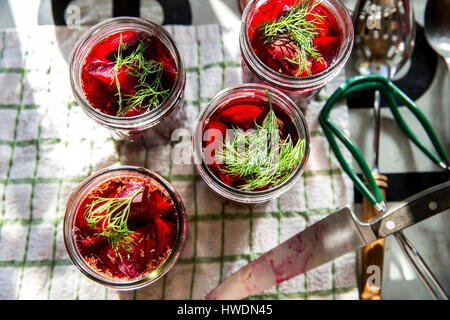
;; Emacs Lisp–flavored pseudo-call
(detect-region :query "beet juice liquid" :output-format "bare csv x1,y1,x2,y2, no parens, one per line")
203,95,300,190
81,31,177,117
248,0,341,77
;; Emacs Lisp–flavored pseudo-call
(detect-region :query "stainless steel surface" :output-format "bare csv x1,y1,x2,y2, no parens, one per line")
424,0,450,71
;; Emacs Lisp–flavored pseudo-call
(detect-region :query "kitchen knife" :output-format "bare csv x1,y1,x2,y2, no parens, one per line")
206,181,450,300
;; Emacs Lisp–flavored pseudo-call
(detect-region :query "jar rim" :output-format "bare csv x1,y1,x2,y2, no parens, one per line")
69,16,186,131
240,0,354,89
193,84,310,203
63,165,187,290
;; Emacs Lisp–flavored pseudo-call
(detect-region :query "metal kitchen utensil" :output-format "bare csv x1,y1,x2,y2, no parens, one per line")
424,0,450,71
206,181,450,300
320,75,449,208
319,74,449,300
352,0,416,299
353,0,415,79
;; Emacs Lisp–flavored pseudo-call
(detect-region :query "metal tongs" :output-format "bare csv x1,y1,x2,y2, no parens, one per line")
319,74,449,300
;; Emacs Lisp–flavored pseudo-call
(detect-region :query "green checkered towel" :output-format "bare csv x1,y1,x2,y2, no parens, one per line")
0,24,357,300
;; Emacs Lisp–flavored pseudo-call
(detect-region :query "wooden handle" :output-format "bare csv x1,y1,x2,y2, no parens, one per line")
360,174,387,300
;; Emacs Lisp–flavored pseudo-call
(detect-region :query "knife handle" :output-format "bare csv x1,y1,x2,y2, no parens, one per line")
360,174,387,300
372,180,450,238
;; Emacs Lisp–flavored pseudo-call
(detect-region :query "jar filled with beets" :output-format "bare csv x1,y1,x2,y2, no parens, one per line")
63,166,187,290
240,0,353,105
69,17,186,147
193,84,310,203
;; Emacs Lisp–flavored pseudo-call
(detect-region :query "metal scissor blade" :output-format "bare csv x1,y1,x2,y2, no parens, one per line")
206,207,375,300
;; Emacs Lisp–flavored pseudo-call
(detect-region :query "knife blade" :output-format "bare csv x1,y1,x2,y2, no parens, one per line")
206,181,450,300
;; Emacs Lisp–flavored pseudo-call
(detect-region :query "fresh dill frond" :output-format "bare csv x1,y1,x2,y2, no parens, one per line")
84,186,144,259
112,36,170,116
216,90,305,190
259,0,325,76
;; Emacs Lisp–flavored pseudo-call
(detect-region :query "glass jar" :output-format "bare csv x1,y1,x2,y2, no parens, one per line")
69,17,186,147
193,84,310,204
63,165,187,290
239,0,354,105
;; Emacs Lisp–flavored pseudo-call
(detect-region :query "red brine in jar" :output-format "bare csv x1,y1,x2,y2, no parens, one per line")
248,0,341,77
73,175,177,280
81,31,177,117
202,94,303,191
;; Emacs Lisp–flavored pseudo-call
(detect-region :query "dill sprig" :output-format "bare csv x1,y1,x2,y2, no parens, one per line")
84,186,144,259
112,35,170,116
259,0,325,76
216,91,305,190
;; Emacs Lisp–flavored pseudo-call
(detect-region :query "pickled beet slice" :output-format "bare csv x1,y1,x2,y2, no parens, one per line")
204,121,229,169
219,173,243,188
73,227,108,256
84,182,150,233
154,217,176,256
84,60,138,97
114,182,150,225
95,31,148,62
218,105,264,130
206,121,228,145
313,36,339,61
147,190,176,220
266,33,311,77
161,65,177,91
307,7,330,36
99,223,157,279
310,56,328,74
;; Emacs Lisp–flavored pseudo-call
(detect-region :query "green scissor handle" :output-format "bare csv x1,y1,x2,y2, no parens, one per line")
319,75,449,208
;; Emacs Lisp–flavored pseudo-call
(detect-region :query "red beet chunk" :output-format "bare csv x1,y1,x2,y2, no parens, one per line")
162,65,177,91
266,33,313,77
310,56,328,74
73,226,108,256
205,121,228,146
99,223,157,279
219,173,244,188
307,6,331,36
154,217,176,256
204,121,229,166
218,104,264,130
113,182,150,225
94,31,148,62
84,59,138,97
148,189,175,220
313,36,339,62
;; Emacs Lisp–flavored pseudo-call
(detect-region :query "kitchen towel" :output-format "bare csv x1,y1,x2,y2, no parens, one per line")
0,24,357,300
